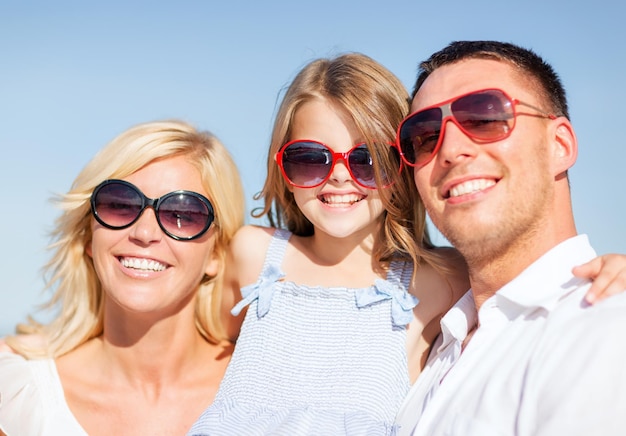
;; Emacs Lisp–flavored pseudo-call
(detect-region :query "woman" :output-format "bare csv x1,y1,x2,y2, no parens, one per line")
0,120,245,435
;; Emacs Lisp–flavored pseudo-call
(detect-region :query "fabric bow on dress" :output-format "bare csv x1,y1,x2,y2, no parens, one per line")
231,264,285,318
356,278,419,327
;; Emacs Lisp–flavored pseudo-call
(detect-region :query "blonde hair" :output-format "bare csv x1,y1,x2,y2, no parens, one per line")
8,120,245,358
254,52,445,272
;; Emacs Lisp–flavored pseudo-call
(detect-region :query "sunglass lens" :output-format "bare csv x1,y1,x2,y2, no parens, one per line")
452,90,514,140
93,182,143,228
399,107,443,166
282,141,332,187
347,145,375,187
158,194,212,239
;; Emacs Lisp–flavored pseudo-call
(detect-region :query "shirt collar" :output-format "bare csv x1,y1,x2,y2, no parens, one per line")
436,234,596,351
437,290,476,352
490,234,596,318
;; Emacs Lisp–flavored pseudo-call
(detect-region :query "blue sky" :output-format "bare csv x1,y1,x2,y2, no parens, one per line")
2,0,625,336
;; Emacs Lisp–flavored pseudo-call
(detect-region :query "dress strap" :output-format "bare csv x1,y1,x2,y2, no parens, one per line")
355,259,419,328
260,228,291,273
230,228,291,317
387,259,414,292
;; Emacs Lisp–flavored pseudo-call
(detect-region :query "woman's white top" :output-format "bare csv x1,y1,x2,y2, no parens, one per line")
0,352,87,435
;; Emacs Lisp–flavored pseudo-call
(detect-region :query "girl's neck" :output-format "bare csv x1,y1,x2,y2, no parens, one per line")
304,222,381,264
284,230,387,289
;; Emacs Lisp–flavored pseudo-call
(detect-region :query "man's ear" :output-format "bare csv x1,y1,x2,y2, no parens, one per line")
550,117,578,177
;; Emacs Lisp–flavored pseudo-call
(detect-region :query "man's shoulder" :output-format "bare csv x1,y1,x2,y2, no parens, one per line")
523,291,626,429
554,288,626,322
570,291,626,332
539,287,624,334
539,290,626,354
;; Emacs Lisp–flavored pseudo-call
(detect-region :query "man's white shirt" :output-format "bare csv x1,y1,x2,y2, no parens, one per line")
395,235,626,435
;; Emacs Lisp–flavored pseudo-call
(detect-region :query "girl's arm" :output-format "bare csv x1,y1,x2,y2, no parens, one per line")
220,225,275,341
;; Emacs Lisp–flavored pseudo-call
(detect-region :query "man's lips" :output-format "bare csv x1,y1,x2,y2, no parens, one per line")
446,178,497,199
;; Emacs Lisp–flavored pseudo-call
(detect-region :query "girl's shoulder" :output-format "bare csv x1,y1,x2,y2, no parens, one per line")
227,225,284,290
230,225,279,261
409,246,470,317
404,247,470,378
232,224,277,243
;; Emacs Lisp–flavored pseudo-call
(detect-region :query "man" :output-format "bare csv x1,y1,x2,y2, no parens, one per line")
393,40,626,435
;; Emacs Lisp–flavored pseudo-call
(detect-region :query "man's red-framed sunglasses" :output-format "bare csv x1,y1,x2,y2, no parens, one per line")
396,88,557,167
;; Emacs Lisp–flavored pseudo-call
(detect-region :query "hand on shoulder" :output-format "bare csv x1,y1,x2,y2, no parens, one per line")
572,253,626,303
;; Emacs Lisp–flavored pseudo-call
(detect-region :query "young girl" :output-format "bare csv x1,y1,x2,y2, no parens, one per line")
188,53,626,435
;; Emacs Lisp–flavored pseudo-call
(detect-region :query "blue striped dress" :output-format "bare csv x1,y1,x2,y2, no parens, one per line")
188,229,418,436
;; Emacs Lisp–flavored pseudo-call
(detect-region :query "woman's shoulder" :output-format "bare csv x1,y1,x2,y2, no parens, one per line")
0,351,46,395
0,333,48,355
0,349,55,396
0,352,49,433
0,339,12,353
0,351,86,435
0,347,28,367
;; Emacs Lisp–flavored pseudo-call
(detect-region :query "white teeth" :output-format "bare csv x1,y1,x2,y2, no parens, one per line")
449,179,496,198
120,257,167,272
320,193,364,205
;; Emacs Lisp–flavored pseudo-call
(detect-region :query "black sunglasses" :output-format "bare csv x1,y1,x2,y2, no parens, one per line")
90,179,215,241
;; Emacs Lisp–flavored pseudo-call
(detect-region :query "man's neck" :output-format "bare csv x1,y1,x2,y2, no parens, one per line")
467,232,576,311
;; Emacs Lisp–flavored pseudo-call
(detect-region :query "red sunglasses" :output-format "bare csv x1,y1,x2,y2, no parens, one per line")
275,140,402,189
396,88,557,167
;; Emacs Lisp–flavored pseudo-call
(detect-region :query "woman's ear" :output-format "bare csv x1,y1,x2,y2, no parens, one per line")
551,117,578,177
204,247,221,278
